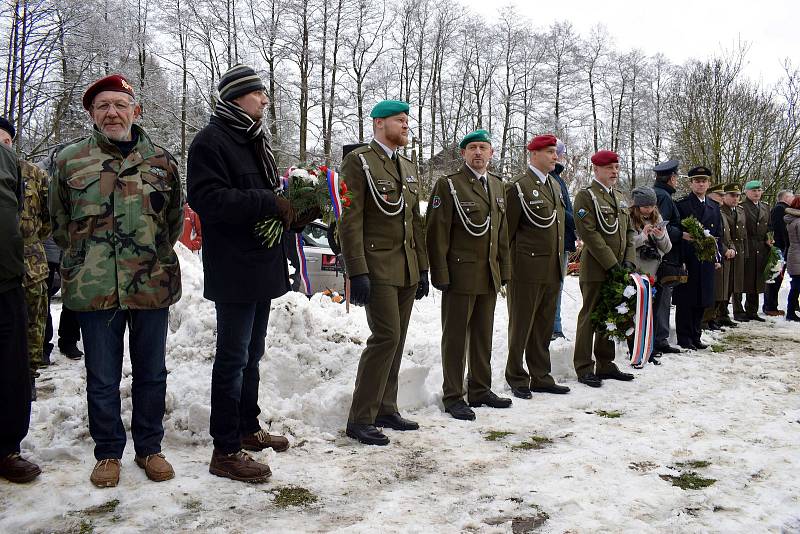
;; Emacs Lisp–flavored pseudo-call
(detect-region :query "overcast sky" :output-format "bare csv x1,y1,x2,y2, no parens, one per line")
459,0,797,86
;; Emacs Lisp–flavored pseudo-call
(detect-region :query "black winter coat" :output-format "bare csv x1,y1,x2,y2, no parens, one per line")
187,116,290,302
653,180,682,264
551,164,576,252
673,194,721,308
771,201,790,256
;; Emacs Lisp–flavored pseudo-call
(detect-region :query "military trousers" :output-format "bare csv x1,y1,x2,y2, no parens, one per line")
732,293,745,315
744,292,762,316
573,281,617,376
506,281,560,389
441,290,496,408
653,284,673,347
676,305,704,347
23,280,47,372
348,283,416,425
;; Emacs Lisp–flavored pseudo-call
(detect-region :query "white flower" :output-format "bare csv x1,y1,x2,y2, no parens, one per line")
290,168,313,183
703,229,711,237
623,286,636,298
625,327,634,336
605,322,616,331
616,303,629,315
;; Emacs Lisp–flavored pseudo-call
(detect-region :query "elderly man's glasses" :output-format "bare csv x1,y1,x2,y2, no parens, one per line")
93,101,134,113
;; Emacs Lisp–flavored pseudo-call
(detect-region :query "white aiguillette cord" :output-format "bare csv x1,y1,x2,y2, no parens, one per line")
515,181,557,229
587,187,619,235
359,153,405,217
447,177,490,237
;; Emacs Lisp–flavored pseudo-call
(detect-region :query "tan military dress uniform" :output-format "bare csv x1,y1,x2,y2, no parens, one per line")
572,180,635,376
722,204,748,315
741,198,770,315
339,140,428,425
707,204,733,321
426,166,510,408
504,167,565,389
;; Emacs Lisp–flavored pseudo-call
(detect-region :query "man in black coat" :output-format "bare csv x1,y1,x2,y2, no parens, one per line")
764,190,794,315
673,166,722,350
550,139,575,340
651,159,683,354
188,64,315,483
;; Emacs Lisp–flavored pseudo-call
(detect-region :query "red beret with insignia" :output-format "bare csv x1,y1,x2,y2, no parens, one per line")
83,74,136,110
591,150,619,166
527,134,558,151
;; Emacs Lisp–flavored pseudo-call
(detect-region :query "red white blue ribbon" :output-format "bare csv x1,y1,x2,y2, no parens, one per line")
629,272,654,366
294,232,311,295
326,168,343,220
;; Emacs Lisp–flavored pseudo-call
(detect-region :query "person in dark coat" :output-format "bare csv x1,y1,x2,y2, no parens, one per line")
651,159,683,354
187,64,316,483
673,167,722,350
783,196,800,321
764,190,794,315
551,138,575,340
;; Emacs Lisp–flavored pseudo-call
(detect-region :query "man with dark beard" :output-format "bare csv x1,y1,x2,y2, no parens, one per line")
188,65,313,482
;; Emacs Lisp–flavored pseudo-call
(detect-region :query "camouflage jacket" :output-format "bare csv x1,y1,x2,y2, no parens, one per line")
20,160,51,286
50,125,183,311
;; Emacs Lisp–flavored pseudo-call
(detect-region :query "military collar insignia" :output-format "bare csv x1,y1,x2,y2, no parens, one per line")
406,175,417,183
496,197,504,206
619,201,628,209
432,195,441,209
577,207,588,219
532,190,539,197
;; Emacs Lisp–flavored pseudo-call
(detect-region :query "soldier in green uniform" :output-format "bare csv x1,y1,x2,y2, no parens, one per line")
0,122,51,398
740,180,772,321
504,134,570,399
720,183,746,325
703,183,735,329
572,150,636,388
51,74,183,487
426,130,512,421
339,100,429,445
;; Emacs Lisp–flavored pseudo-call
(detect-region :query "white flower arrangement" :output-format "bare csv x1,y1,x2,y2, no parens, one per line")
623,285,636,298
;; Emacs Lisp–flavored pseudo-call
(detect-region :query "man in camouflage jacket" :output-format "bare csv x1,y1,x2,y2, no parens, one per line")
50,74,183,488
0,122,51,395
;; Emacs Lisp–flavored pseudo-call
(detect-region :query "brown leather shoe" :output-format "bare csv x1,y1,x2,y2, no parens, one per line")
0,453,41,483
765,310,785,317
241,429,290,452
209,450,271,483
135,453,175,482
90,458,121,488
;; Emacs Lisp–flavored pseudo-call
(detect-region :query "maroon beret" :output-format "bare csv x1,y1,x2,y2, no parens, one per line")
83,74,135,110
591,150,619,166
527,134,558,151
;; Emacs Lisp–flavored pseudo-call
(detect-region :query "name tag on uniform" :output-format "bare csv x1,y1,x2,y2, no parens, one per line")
600,206,614,214
528,199,545,205
406,175,417,183
150,167,168,178
377,179,393,185
459,201,476,207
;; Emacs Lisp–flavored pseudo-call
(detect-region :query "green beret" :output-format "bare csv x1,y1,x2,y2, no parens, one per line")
708,183,725,194
744,180,763,191
370,100,410,119
460,129,492,149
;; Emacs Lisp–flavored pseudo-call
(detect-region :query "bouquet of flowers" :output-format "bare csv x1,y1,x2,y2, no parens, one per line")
763,242,784,284
591,266,638,342
255,165,331,247
681,216,717,262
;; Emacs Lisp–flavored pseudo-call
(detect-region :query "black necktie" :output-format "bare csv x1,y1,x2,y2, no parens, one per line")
479,175,487,192
392,152,402,177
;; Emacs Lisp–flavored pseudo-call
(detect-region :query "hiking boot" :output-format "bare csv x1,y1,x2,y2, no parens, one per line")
135,453,175,482
59,344,84,360
209,450,271,483
0,453,41,483
90,458,121,488
241,429,290,452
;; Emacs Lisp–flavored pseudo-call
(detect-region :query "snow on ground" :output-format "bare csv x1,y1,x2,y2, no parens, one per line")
2,246,800,533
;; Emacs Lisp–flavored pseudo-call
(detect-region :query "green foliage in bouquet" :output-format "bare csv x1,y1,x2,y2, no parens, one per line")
681,216,717,262
762,244,783,283
590,266,637,342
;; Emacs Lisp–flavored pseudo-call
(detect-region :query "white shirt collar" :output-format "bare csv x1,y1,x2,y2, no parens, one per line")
528,165,549,184
466,164,488,181
592,178,612,194
373,138,396,158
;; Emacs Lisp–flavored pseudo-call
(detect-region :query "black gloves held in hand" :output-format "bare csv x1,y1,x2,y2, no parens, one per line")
416,271,429,300
349,274,371,306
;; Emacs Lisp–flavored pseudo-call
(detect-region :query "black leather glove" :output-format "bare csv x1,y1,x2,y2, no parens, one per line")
433,282,449,293
275,196,295,230
415,271,429,300
292,205,322,230
349,274,371,306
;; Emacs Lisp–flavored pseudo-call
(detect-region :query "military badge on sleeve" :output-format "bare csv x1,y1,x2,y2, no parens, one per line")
432,195,441,209
577,208,588,219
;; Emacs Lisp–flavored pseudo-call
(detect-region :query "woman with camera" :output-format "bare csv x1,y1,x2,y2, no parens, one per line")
629,186,672,364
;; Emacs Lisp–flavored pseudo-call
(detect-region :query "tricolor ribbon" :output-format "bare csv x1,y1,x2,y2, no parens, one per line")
294,232,311,295
326,168,343,220
629,272,654,366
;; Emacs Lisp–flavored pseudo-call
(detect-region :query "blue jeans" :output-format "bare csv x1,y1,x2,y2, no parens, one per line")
553,251,569,333
78,308,168,460
210,301,271,454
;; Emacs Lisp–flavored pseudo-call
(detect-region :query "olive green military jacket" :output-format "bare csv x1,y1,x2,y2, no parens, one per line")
0,144,23,293
426,166,510,294
573,180,635,283
741,198,770,293
714,204,733,301
720,204,746,293
504,167,565,284
338,140,428,287
19,160,51,287
50,125,184,311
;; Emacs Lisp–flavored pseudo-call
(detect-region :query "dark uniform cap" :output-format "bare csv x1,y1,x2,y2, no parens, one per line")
723,183,742,194
687,166,712,180
653,159,679,176
744,180,763,191
0,116,15,140
708,183,725,194
83,74,135,110
342,143,368,158
460,129,492,149
370,100,410,119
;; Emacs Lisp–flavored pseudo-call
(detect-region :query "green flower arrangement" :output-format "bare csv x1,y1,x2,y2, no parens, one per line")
591,266,638,342
681,216,717,262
